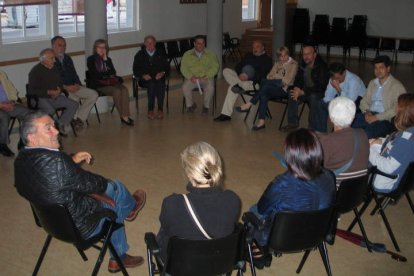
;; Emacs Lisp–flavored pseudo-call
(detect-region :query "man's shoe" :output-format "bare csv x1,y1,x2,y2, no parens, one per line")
231,84,245,94
252,124,266,131
214,114,231,122
202,107,209,115
147,111,156,120
156,111,164,120
72,118,84,128
234,106,250,113
0,144,15,157
187,103,197,113
108,254,144,273
280,124,298,132
125,189,146,222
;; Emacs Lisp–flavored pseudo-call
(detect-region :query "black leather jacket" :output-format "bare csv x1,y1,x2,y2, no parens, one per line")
14,148,114,238
293,54,329,98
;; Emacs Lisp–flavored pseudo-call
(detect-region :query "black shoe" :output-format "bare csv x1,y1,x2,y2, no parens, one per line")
214,114,231,122
187,103,197,113
231,84,245,94
235,106,250,113
280,124,298,132
121,118,134,126
252,124,266,131
0,144,15,157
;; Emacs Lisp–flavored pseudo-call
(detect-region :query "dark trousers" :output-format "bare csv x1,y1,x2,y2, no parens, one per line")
250,79,287,120
146,81,165,112
287,93,325,132
314,100,329,133
352,112,395,139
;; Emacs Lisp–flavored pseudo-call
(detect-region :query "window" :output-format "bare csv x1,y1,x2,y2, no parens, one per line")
0,3,49,42
242,0,256,21
58,0,84,34
107,0,134,32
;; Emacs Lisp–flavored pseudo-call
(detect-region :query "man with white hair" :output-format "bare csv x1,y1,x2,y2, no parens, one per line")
318,96,369,176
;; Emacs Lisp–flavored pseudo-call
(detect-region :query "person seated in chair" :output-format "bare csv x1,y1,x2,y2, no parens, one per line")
318,97,369,180
181,35,220,114
87,39,133,126
369,94,414,192
14,111,146,273
214,40,272,122
236,46,298,130
0,69,29,157
280,43,329,132
52,36,98,129
28,48,79,135
156,141,241,262
248,129,336,267
315,62,366,133
133,35,170,120
352,55,406,139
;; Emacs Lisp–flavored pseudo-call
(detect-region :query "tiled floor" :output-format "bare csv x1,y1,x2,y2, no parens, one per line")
0,56,413,275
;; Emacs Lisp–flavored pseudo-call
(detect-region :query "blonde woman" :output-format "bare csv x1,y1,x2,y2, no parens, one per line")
156,141,241,261
236,46,298,130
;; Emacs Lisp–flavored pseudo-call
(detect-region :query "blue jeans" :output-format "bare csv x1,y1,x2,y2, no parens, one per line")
287,93,325,132
352,112,395,139
250,79,287,120
88,180,136,259
146,81,166,112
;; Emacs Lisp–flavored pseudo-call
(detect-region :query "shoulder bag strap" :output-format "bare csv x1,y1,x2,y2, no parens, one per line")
182,194,212,239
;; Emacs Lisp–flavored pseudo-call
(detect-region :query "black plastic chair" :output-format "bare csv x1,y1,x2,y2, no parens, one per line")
335,173,371,251
311,14,330,53
327,17,347,58
132,75,170,114
166,40,181,72
179,39,192,56
360,36,380,60
30,202,128,276
222,32,241,62
396,39,414,63
144,223,245,276
292,8,311,52
243,206,335,276
378,38,397,62
85,70,117,116
345,15,367,60
348,163,414,252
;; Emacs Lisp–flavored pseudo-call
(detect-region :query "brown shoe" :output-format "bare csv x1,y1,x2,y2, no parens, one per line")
156,111,164,119
147,111,156,120
108,254,144,273
125,189,146,222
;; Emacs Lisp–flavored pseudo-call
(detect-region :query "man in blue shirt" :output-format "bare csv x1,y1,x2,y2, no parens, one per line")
315,62,366,132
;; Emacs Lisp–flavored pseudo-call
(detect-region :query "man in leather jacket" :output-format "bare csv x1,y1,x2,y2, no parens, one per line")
14,111,146,273
281,44,329,132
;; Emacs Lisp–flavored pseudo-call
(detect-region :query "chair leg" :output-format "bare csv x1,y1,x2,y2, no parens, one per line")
32,235,52,276
147,246,155,276
70,121,78,137
370,196,387,215
107,242,129,276
111,104,115,114
318,242,332,276
353,208,372,252
373,194,401,252
166,84,169,114
246,242,256,276
94,103,101,123
406,192,414,214
278,103,288,130
347,195,372,232
8,117,16,136
296,249,311,273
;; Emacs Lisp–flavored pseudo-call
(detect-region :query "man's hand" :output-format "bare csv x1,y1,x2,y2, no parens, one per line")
290,87,304,101
364,112,378,124
47,87,61,99
143,74,152,81
0,102,15,112
64,84,80,93
369,138,382,145
330,79,342,94
72,151,93,164
190,76,198,83
155,72,165,80
238,73,248,81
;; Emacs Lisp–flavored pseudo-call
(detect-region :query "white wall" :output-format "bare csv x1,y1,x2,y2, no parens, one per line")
0,0,242,95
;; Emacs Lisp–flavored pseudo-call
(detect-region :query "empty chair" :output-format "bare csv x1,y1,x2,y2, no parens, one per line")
378,38,397,62
292,8,311,47
179,39,192,56
360,36,380,60
30,203,128,276
345,15,368,59
328,17,348,58
396,39,414,63
222,32,241,61
312,14,331,52
166,40,181,72
144,224,245,276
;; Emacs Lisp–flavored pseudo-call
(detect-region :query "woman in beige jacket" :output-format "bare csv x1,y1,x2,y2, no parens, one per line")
236,46,298,130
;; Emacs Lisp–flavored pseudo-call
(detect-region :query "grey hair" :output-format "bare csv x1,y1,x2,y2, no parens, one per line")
144,35,156,43
328,96,356,128
181,141,223,187
19,111,48,146
39,48,54,62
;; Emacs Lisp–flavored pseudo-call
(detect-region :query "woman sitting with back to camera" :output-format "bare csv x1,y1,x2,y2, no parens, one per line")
248,128,336,267
369,93,414,192
156,141,241,262
87,39,134,126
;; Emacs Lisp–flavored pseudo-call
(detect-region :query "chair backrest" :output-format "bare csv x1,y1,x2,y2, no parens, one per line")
268,207,334,253
164,224,243,276
179,39,192,55
336,174,369,214
388,162,414,200
380,38,396,51
398,39,414,52
31,202,82,244
155,42,167,56
166,40,181,58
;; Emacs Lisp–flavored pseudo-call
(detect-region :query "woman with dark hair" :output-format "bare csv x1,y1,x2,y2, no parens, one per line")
87,39,133,126
369,93,414,192
249,128,336,263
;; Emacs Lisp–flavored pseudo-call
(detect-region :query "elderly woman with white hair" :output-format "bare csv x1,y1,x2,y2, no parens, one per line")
318,96,369,176
156,141,241,261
